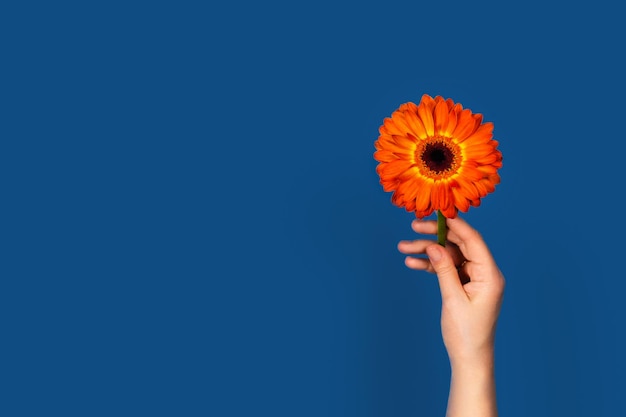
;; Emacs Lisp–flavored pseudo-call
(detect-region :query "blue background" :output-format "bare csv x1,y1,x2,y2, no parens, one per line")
2,1,624,415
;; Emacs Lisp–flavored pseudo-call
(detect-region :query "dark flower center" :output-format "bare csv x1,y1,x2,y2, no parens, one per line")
422,142,455,173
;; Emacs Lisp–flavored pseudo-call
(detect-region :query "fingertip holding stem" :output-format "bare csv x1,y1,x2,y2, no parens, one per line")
426,245,442,262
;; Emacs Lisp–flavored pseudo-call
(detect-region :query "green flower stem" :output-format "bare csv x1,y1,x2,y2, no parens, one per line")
437,210,447,247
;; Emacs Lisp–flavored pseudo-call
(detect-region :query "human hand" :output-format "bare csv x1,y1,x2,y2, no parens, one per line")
397,216,505,366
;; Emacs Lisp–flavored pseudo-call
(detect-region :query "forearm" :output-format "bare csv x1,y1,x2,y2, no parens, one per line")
446,353,497,417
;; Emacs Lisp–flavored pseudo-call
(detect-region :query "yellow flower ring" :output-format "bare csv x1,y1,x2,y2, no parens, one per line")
374,94,502,220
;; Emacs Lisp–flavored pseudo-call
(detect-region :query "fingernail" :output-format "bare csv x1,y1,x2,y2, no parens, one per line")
426,246,442,262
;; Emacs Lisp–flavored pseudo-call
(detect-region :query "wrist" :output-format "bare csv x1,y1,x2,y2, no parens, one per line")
447,354,498,417
448,346,495,372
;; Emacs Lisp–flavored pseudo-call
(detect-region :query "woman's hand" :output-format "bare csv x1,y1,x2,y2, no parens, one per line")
398,216,505,416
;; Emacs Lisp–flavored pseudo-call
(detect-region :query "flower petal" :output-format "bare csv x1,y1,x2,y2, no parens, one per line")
383,117,405,136
404,196,416,212
434,100,449,136
452,186,470,213
374,149,399,163
415,180,432,214
438,182,453,216
376,135,411,155
398,166,421,181
452,109,478,141
475,153,500,165
390,111,413,135
404,108,429,139
392,134,418,151
417,95,435,137
476,163,500,174
397,176,420,203
463,143,497,159
443,104,459,137
398,102,418,112
441,204,457,219
430,182,442,211
380,177,399,192
455,176,481,200
464,168,486,183
461,122,493,145
378,159,413,178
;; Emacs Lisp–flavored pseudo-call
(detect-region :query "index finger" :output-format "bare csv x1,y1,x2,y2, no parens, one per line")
445,216,497,268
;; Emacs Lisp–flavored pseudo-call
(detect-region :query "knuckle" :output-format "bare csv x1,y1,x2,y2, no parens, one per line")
466,228,483,243
436,263,457,276
497,276,506,291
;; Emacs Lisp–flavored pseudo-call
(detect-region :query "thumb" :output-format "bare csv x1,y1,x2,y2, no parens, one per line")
426,245,465,302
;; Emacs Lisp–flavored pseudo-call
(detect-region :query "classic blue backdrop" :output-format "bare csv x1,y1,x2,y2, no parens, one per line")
2,1,624,416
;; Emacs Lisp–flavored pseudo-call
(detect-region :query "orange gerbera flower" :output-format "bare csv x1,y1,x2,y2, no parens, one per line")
374,94,502,219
